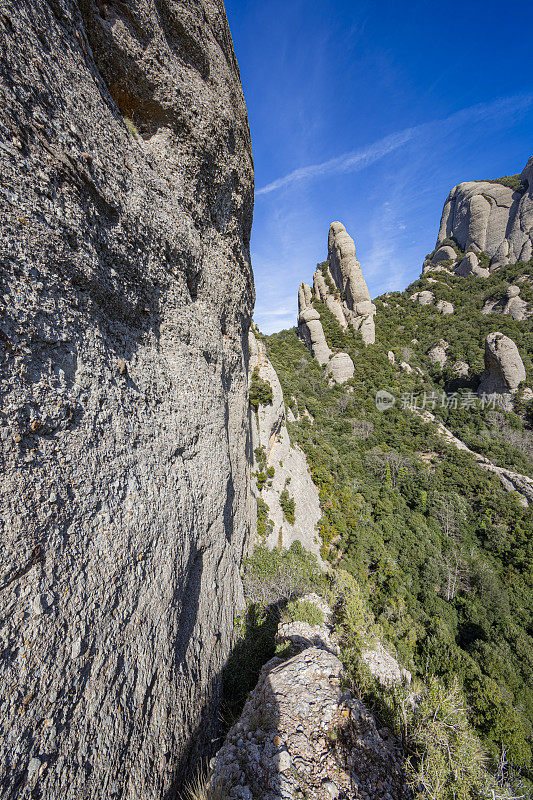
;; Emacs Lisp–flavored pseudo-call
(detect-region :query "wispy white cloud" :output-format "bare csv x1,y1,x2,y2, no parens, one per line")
256,93,533,196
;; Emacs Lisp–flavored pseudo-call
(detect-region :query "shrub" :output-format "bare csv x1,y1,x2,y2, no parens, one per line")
406,676,498,800
330,569,378,653
486,174,528,194
257,497,273,539
243,542,323,607
283,599,324,627
279,487,295,524
249,368,273,411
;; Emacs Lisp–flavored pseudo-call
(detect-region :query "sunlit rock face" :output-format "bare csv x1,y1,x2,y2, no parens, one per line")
0,0,254,796
326,222,376,344
249,331,323,562
478,332,527,410
437,157,533,269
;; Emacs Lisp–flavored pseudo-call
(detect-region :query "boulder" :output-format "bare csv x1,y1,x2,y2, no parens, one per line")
455,252,490,278
431,245,457,264
326,352,355,384
453,361,470,378
428,341,448,367
482,285,530,320
478,333,527,409
410,290,435,306
437,300,454,315
503,285,529,320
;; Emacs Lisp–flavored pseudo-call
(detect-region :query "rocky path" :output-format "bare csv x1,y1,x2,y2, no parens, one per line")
209,598,412,800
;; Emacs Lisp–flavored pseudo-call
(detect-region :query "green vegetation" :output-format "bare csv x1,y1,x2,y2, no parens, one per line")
263,257,533,785
222,542,323,722
256,497,273,539
486,174,528,194
279,481,296,524
249,367,273,411
283,598,324,626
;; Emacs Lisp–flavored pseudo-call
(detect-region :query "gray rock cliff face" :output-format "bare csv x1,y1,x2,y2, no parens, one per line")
0,1,254,797
327,222,376,344
437,158,533,269
249,333,323,563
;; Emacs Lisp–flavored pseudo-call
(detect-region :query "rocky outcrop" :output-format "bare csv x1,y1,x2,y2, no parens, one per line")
361,643,412,689
436,299,454,315
437,157,533,269
313,270,348,328
410,290,435,306
416,409,533,507
297,281,354,384
326,352,355,385
482,285,530,320
432,245,457,264
455,252,490,278
297,222,377,382
0,2,254,797
428,341,449,368
327,222,376,344
249,333,323,562
210,598,411,800
298,283,333,366
478,332,527,409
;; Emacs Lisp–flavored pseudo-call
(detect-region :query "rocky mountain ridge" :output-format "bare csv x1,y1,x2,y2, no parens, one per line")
210,594,412,800
297,222,376,385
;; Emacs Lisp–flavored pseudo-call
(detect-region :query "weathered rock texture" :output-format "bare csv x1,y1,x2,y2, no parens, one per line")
0,2,254,797
297,222,377,382
249,333,323,562
478,332,527,410
437,158,533,269
327,222,376,344
326,352,355,385
455,252,490,278
482,284,531,320
210,597,411,800
297,286,332,367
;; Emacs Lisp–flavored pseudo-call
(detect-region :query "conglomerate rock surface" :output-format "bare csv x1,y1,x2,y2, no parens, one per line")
210,600,412,800
0,1,254,797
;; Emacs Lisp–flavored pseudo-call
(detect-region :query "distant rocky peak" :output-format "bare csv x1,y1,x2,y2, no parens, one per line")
296,222,377,382
431,156,533,273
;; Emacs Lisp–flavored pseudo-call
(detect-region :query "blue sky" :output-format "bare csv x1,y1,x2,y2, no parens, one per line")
224,0,533,333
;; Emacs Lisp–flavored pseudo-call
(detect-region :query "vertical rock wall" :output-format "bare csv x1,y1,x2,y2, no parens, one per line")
249,332,323,562
0,1,254,797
